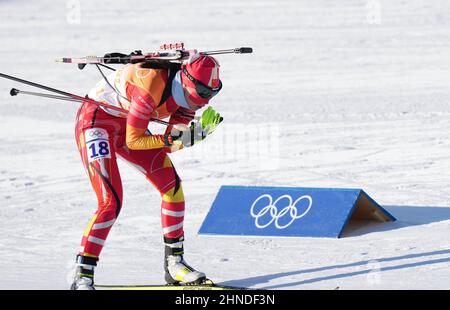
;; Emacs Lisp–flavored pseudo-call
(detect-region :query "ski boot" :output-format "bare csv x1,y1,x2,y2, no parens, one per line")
70,255,98,290
164,236,206,285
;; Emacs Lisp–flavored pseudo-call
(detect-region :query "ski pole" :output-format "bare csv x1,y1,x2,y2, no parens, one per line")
10,88,82,102
0,72,171,126
10,87,172,126
1,72,89,101
0,72,129,114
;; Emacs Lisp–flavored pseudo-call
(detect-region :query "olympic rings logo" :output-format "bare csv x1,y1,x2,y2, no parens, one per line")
250,194,313,229
89,129,104,138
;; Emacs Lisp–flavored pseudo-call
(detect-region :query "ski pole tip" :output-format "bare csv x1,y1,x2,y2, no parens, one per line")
10,88,19,96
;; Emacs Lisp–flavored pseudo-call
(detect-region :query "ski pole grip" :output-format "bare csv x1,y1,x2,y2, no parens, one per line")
10,88,19,96
235,47,253,54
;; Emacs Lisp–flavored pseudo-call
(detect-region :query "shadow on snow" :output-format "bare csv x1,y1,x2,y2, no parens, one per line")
220,205,450,289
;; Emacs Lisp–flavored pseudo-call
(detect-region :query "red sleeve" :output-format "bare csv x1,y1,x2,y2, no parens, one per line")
126,85,166,150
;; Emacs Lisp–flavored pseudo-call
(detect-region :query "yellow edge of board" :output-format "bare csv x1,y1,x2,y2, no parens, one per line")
95,285,236,291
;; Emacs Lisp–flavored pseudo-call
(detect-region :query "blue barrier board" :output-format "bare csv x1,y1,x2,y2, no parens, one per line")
198,186,395,238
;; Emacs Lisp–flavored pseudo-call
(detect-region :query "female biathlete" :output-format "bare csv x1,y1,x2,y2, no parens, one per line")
71,53,222,290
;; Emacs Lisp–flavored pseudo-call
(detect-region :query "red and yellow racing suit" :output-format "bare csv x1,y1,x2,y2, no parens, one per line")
74,63,194,258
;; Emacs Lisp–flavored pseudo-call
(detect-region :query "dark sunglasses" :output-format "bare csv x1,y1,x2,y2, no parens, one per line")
182,67,222,99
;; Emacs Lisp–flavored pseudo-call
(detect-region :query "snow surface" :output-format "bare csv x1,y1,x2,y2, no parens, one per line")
1,0,450,289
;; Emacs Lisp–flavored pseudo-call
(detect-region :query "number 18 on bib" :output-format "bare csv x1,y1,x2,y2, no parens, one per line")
84,128,111,163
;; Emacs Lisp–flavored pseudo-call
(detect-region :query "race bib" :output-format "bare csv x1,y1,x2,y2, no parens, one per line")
84,128,111,163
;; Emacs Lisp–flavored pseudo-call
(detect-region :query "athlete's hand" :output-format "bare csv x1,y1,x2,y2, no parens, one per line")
167,107,223,149
161,130,182,153
168,120,212,148
200,106,223,136
168,123,203,148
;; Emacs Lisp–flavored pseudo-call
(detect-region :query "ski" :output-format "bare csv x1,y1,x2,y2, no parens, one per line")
95,280,248,291
94,284,246,291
